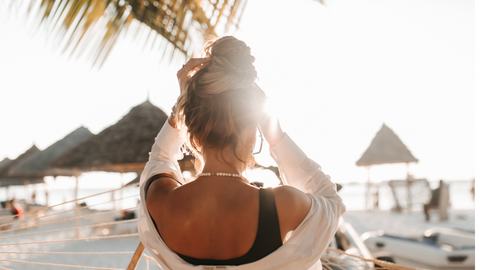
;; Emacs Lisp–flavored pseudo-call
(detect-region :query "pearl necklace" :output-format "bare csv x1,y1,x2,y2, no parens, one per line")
196,172,249,184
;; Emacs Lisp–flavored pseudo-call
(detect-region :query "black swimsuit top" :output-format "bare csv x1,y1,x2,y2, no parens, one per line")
145,174,283,266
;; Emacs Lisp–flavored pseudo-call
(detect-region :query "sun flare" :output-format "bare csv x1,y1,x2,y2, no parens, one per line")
264,99,278,118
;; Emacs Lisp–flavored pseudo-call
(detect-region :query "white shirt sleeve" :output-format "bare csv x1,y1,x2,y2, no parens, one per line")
269,133,346,269
138,121,186,187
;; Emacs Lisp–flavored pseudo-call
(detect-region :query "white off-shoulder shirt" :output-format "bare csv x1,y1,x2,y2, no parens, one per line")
138,122,346,270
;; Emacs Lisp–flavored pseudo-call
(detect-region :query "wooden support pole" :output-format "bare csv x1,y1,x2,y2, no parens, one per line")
45,180,50,206
120,169,124,210
406,163,412,213
126,242,145,270
365,166,370,211
24,179,29,204
74,168,80,238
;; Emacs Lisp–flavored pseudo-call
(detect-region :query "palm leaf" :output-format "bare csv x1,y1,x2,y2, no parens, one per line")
8,0,251,68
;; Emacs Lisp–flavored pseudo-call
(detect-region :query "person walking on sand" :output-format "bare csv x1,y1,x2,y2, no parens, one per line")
137,36,346,269
423,179,443,221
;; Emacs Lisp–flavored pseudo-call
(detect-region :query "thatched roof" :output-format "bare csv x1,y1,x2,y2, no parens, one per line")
0,158,11,170
0,178,45,187
51,101,168,173
10,127,92,178
0,145,44,187
356,124,418,166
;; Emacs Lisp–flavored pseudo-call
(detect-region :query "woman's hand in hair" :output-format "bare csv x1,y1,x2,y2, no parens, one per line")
260,113,285,147
255,84,285,147
176,57,210,94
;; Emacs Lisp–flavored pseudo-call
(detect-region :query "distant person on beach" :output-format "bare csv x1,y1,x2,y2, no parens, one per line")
423,179,444,221
115,210,136,221
31,191,36,204
471,179,475,201
7,199,24,220
137,36,346,269
373,185,379,209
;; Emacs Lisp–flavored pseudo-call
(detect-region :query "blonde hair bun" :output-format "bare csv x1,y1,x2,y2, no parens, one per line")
175,36,266,171
196,36,258,95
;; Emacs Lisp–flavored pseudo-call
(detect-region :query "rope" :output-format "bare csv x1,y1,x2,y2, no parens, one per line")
325,248,417,270
0,218,138,240
322,254,371,270
0,206,139,235
0,266,13,270
0,233,139,246
0,251,134,255
0,194,139,229
142,254,157,264
0,258,124,269
142,254,161,270
0,182,140,222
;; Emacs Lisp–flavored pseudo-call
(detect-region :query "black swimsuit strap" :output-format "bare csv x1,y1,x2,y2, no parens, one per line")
145,174,182,192
176,187,283,265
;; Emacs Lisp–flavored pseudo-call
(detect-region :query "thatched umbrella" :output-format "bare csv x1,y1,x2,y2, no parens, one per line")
51,100,168,173
10,126,93,178
0,145,41,182
356,123,418,167
0,158,11,169
52,100,197,174
0,145,42,200
8,127,92,206
356,123,418,210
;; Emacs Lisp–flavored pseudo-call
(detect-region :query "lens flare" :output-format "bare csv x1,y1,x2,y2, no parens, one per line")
264,99,278,118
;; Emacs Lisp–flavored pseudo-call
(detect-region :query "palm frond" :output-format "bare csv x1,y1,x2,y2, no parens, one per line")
8,0,250,68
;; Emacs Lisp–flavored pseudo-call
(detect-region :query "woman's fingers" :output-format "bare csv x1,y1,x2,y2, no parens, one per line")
176,58,210,92
185,57,210,72
177,58,209,78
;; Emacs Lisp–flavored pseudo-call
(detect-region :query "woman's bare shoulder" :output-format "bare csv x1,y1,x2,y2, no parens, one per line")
272,186,312,239
145,174,182,212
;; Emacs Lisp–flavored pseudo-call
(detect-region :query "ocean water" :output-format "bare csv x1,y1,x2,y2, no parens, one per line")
1,179,475,212
339,180,475,211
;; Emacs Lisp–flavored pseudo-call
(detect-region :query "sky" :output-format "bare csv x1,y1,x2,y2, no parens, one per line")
0,0,475,193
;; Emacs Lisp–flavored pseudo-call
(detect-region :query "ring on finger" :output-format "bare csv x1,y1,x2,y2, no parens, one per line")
182,64,187,71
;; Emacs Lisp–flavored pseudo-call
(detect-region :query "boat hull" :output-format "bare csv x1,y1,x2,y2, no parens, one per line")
361,230,475,270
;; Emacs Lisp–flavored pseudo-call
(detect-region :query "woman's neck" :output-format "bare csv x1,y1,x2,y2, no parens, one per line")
201,147,247,175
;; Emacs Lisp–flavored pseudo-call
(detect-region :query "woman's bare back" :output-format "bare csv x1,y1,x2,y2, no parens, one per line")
146,176,311,261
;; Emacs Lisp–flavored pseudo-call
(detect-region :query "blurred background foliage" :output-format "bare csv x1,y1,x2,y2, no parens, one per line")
6,0,259,68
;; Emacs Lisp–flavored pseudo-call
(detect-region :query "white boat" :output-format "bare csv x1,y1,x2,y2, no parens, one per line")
322,218,377,269
361,227,475,270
